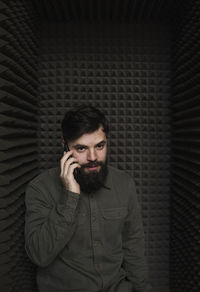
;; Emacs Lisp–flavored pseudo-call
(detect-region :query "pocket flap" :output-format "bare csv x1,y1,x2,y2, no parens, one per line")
102,207,127,219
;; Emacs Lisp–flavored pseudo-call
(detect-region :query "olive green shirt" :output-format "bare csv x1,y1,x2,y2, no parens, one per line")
25,165,150,292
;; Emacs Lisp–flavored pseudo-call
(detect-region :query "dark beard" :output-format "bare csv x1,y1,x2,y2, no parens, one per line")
75,160,108,194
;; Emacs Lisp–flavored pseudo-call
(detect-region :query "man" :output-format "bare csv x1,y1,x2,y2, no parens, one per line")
25,105,151,292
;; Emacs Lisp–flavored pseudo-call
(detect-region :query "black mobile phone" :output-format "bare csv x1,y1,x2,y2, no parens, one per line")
64,143,78,181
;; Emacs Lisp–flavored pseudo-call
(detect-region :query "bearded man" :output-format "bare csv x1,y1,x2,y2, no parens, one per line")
25,105,151,292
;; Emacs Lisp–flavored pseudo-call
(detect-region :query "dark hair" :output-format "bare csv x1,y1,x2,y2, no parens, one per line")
61,105,109,143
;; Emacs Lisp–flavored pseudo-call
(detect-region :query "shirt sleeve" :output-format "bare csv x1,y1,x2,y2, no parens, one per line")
122,179,152,292
24,181,80,267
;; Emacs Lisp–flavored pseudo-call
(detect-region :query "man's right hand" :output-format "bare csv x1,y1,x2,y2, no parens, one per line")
60,150,81,194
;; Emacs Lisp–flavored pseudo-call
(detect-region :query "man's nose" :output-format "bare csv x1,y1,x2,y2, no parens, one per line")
87,149,97,161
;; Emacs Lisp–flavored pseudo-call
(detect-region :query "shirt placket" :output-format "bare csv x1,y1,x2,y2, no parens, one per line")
89,194,104,290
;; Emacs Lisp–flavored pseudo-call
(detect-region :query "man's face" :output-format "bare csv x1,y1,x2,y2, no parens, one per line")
67,126,108,193
68,126,107,172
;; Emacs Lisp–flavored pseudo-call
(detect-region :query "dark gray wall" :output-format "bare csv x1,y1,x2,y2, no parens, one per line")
171,0,200,291
0,0,39,291
1,1,199,292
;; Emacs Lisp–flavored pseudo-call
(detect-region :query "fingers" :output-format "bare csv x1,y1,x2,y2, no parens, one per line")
60,151,73,176
61,150,73,163
64,157,77,173
60,151,79,178
59,151,81,193
68,162,81,178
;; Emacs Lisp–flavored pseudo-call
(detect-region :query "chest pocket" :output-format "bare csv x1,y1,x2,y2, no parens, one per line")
101,207,128,252
102,207,127,219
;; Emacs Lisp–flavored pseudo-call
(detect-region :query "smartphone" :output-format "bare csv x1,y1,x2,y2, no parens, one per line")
64,143,78,181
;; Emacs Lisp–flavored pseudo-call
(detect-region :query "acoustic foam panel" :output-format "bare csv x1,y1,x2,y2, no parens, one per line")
37,22,171,292
3,1,198,292
31,0,175,23
0,0,39,291
171,0,200,291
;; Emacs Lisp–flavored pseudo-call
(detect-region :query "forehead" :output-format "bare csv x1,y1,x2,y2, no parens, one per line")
72,127,106,146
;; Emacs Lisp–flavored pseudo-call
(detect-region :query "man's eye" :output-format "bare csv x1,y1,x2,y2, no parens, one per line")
97,144,104,149
77,147,86,152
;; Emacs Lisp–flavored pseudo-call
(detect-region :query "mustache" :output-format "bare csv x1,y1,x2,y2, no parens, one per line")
81,161,104,168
